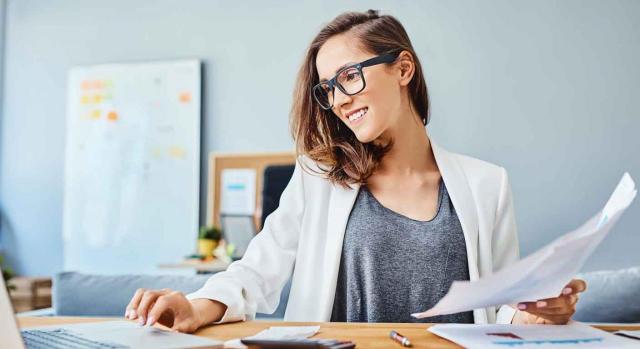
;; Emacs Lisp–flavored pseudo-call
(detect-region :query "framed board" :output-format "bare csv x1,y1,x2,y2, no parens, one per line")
207,152,296,230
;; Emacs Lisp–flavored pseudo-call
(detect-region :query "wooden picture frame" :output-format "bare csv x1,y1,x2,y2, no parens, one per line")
207,152,296,230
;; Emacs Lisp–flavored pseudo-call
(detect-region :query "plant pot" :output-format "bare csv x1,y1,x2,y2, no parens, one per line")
198,239,218,257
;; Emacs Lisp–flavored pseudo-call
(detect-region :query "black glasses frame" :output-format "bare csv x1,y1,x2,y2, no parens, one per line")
312,52,400,110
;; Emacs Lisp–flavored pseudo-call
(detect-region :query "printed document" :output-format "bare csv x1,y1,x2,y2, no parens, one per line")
413,173,637,319
428,322,638,348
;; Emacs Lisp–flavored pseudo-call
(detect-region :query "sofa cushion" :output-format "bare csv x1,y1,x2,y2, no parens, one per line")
53,272,212,316
52,272,290,319
573,266,640,323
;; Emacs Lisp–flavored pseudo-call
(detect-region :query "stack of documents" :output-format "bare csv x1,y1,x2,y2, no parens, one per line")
413,173,637,319
429,322,638,348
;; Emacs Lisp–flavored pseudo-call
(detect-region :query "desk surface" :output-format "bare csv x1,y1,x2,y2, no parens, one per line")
18,317,640,349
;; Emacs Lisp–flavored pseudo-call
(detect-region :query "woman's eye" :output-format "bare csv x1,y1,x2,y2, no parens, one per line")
344,72,359,82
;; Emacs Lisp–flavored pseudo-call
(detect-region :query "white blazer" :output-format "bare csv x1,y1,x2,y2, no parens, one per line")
187,139,520,324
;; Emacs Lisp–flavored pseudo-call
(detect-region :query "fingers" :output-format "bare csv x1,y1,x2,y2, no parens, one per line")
146,293,174,327
562,279,587,295
125,288,146,320
136,289,170,324
534,314,570,325
147,291,199,333
518,294,578,315
123,288,200,332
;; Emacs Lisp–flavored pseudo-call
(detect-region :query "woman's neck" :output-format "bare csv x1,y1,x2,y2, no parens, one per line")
375,113,438,178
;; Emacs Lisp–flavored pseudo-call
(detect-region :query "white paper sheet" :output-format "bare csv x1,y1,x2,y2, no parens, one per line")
221,169,256,215
413,173,637,319
224,326,320,349
428,322,638,348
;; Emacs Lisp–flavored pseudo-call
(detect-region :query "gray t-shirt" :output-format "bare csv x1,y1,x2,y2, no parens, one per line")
330,180,474,323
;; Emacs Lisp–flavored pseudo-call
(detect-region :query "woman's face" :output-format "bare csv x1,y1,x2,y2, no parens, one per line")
316,34,406,144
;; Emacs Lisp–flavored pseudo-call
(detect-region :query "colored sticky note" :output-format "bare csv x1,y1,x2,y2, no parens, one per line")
179,91,191,103
107,111,118,121
168,146,186,158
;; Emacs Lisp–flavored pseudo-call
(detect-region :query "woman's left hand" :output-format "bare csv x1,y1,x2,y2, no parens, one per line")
512,279,587,325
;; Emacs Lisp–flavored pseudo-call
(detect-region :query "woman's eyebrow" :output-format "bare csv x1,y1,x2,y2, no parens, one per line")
320,61,357,81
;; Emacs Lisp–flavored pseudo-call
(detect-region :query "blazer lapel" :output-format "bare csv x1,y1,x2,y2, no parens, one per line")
431,139,480,282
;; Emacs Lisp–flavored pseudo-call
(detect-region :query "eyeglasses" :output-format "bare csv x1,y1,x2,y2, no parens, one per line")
312,52,399,110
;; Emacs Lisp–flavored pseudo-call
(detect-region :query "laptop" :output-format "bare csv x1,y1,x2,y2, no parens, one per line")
0,269,223,349
219,214,257,260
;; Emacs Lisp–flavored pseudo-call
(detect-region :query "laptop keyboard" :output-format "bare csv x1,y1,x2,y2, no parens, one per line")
22,328,128,349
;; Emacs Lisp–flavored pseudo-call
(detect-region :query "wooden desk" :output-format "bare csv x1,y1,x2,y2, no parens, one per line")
18,317,640,349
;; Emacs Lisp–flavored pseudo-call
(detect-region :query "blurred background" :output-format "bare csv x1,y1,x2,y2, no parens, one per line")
0,0,638,317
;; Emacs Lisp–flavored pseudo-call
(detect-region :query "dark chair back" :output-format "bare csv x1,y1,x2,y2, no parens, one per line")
260,164,295,230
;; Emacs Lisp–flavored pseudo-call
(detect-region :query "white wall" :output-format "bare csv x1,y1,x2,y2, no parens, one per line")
1,0,639,275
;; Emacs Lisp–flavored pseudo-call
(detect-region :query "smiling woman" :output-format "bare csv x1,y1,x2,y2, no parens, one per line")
291,10,430,187
125,9,586,332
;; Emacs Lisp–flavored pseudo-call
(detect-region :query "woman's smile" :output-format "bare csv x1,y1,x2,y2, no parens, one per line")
346,107,368,125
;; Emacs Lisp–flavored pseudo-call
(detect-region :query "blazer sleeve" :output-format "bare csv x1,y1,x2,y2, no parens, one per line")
493,167,521,324
186,159,305,324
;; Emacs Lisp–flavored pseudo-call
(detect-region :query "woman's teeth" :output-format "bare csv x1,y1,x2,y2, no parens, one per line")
348,108,368,122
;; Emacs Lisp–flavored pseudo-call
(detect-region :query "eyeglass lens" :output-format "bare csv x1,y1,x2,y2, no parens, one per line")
314,67,364,109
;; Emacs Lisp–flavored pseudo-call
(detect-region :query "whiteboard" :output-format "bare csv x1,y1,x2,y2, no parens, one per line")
63,60,201,274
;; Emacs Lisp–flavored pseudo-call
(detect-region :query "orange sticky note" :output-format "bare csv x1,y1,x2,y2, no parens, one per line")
179,91,191,103
107,111,118,121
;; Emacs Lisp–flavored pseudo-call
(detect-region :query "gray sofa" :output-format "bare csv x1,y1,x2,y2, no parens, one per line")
49,272,290,320
22,266,639,323
573,266,640,323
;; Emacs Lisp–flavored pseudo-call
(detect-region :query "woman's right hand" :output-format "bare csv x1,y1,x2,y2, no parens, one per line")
124,288,227,333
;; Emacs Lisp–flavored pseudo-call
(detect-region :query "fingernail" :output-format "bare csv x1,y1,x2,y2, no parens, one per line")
537,301,547,308
145,316,155,327
563,287,572,295
130,311,138,320
138,317,145,326
518,303,526,310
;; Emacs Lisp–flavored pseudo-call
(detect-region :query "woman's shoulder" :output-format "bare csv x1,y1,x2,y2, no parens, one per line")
295,154,334,184
445,149,508,187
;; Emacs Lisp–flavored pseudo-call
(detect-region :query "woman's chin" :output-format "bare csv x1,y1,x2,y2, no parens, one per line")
354,132,376,144
353,127,384,144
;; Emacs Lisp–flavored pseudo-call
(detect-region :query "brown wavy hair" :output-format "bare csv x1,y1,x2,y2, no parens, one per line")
290,9,430,188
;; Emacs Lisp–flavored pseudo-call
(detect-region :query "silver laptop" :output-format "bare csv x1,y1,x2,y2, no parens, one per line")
220,214,257,260
0,269,223,349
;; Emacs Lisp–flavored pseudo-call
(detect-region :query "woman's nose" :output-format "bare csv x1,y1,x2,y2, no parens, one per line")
333,87,353,111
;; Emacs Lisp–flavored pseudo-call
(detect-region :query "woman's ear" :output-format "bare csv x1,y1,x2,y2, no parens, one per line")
397,50,415,86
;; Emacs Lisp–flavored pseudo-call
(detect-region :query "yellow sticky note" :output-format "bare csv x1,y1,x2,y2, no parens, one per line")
168,146,186,158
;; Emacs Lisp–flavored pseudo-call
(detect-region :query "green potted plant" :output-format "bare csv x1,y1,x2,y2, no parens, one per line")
198,225,222,258
1,254,16,292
